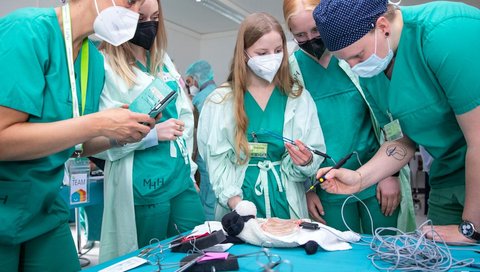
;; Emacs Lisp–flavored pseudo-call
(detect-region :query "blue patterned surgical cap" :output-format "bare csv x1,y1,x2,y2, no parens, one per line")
313,0,388,51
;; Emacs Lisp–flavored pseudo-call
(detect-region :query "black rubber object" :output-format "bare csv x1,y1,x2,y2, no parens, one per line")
179,253,240,272
170,231,226,253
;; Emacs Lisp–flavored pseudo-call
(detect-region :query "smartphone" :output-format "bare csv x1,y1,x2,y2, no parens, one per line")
147,90,177,118
129,78,178,119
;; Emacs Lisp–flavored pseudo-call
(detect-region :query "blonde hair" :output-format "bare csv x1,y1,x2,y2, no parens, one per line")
99,0,167,87
369,4,400,33
384,3,400,21
283,0,320,26
227,12,301,164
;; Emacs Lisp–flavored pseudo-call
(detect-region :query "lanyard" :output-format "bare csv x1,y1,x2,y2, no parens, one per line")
62,4,89,154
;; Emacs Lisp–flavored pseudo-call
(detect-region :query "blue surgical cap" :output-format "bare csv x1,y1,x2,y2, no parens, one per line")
185,60,214,87
313,0,388,51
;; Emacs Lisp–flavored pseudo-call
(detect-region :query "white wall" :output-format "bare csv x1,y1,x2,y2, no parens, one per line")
199,31,237,84
0,0,58,16
164,25,237,85
164,21,202,79
165,25,236,85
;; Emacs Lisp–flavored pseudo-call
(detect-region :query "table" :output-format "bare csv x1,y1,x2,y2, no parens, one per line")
84,235,480,271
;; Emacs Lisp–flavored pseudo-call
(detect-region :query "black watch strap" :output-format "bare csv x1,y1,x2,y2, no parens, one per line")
472,230,480,241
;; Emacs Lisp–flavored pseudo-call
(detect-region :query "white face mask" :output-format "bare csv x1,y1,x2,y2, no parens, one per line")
246,52,284,83
351,29,394,78
189,85,199,96
93,0,139,46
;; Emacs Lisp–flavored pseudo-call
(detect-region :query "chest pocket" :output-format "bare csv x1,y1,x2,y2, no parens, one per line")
388,50,445,118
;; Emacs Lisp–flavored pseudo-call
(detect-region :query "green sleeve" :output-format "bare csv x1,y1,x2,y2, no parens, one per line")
423,15,480,115
0,17,48,117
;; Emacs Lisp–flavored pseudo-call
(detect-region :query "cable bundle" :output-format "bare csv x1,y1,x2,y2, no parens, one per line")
366,223,475,271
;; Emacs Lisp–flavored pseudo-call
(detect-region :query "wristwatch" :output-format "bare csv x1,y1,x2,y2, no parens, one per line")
458,220,480,241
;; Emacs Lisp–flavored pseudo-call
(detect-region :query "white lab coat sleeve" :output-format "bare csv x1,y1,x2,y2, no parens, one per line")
289,53,305,87
163,54,197,181
282,88,326,181
197,88,246,208
174,77,197,180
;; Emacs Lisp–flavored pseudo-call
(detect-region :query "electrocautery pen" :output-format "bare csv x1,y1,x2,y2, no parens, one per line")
262,130,331,159
307,152,354,192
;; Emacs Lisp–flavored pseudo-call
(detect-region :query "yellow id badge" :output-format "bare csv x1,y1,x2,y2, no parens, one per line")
383,119,404,141
249,142,268,158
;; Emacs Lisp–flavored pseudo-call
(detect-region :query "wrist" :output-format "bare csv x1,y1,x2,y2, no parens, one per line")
109,138,125,148
301,154,314,167
88,112,109,138
459,220,480,241
228,196,242,210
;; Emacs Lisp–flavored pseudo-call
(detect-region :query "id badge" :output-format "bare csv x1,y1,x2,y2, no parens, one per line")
67,157,90,205
383,119,404,141
249,142,268,158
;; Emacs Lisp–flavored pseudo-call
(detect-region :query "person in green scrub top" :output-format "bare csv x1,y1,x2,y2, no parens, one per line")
313,0,480,244
198,12,326,221
283,0,416,234
96,0,205,262
0,0,156,271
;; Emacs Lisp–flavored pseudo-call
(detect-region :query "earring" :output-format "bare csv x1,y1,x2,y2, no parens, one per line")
385,32,390,37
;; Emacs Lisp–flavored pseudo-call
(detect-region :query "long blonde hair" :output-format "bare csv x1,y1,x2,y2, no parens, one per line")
99,0,167,87
227,12,301,164
283,0,320,26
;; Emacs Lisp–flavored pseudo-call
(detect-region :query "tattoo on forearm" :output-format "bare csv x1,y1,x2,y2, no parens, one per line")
385,144,407,161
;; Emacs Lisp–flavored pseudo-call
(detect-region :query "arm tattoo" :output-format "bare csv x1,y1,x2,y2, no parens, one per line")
385,144,407,161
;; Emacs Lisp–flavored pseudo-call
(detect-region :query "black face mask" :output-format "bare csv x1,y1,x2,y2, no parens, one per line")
298,36,326,60
130,21,158,50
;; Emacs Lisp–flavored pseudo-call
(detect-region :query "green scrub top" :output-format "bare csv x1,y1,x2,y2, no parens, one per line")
242,87,290,219
360,2,480,189
294,51,378,202
0,8,105,245
132,64,192,205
